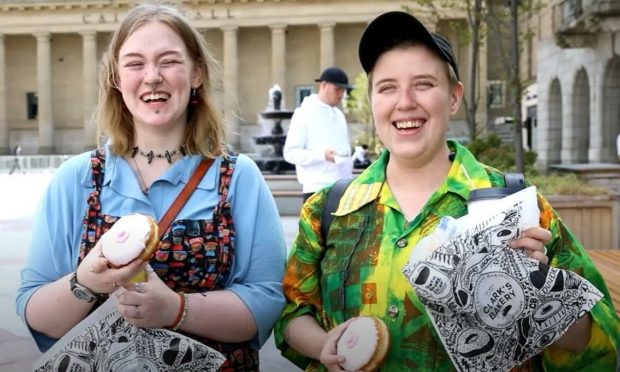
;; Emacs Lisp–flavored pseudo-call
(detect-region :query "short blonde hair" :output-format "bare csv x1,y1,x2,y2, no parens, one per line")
367,41,460,95
95,2,226,158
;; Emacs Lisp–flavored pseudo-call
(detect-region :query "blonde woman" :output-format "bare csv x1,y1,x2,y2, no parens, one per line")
17,3,286,371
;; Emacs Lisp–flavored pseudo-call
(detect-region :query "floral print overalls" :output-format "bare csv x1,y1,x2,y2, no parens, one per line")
77,150,259,371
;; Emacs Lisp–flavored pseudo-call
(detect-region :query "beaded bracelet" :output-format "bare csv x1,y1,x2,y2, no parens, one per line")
168,292,189,331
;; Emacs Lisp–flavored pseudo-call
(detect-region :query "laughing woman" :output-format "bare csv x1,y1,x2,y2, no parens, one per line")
275,11,619,372
16,2,286,371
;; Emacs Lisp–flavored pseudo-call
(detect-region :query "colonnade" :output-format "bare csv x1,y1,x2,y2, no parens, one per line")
0,21,340,153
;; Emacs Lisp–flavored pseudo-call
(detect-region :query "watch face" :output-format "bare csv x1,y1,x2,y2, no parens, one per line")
72,286,95,302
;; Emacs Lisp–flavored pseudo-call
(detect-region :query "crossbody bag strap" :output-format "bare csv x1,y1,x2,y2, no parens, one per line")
321,177,354,242
157,157,214,239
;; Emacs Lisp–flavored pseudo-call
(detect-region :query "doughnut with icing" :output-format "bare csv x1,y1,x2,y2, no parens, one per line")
337,316,390,372
101,213,159,268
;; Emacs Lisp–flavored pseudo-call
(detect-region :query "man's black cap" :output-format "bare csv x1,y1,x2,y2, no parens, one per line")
358,11,460,80
315,67,354,89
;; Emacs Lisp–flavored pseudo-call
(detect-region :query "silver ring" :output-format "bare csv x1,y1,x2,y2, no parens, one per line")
544,247,548,256
135,306,141,318
145,265,155,276
135,282,144,293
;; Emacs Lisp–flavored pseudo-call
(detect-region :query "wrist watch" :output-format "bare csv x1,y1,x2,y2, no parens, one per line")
70,271,99,303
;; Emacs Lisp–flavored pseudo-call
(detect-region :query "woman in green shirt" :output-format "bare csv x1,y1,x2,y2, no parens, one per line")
275,10,619,372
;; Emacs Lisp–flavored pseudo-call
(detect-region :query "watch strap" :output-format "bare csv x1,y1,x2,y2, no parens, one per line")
70,271,100,302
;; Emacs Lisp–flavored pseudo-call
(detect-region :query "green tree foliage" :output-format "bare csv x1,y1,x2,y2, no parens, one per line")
346,73,371,126
467,133,537,173
345,73,383,155
467,134,609,195
528,173,610,196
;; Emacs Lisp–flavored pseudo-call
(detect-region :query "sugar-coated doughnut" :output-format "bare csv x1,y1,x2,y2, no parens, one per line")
337,316,390,372
101,214,159,268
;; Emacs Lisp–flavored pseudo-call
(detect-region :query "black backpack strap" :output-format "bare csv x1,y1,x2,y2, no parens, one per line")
504,172,525,191
320,178,354,241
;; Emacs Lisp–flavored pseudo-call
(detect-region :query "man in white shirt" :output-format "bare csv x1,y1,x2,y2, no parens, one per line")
284,67,353,201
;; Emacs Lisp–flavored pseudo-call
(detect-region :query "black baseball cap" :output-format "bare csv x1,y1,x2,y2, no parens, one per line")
358,11,460,80
315,67,354,89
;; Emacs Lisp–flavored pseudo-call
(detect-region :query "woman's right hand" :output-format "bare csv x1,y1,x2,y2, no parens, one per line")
320,317,360,372
76,242,146,295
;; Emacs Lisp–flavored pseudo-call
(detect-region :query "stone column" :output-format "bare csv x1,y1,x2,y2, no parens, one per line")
222,26,239,149
561,85,576,163
319,22,335,71
589,80,604,163
81,30,98,150
535,84,550,169
0,34,8,154
34,32,54,154
270,24,286,89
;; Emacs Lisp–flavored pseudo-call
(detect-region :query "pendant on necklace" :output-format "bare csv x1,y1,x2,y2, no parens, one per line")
164,150,173,163
132,146,184,164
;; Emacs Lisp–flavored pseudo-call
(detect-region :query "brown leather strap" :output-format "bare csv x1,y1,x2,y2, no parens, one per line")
157,158,214,239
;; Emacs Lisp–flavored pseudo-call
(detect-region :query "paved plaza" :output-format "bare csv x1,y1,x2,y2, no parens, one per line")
0,171,301,371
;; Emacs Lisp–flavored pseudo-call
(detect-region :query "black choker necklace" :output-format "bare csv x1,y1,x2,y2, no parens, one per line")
131,146,186,164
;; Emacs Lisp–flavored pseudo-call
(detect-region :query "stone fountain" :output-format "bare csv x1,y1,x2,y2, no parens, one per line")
253,85,296,174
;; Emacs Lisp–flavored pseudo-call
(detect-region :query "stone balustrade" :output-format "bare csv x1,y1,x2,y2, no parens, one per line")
0,154,72,171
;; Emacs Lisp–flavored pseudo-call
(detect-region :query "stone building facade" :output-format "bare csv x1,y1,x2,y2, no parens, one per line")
1,0,615,168
524,0,620,168
0,0,482,155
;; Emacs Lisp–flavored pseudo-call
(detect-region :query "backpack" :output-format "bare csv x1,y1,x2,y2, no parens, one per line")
319,173,525,241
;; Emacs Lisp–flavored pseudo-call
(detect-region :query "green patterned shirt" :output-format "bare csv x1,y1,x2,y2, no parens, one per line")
274,140,619,371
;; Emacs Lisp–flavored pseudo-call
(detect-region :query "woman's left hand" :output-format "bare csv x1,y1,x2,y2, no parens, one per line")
116,265,180,328
509,227,552,265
